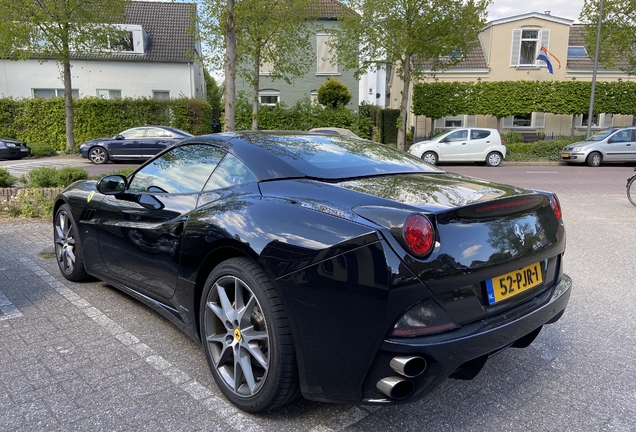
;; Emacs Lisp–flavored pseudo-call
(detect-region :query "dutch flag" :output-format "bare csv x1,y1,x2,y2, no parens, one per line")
536,46,561,74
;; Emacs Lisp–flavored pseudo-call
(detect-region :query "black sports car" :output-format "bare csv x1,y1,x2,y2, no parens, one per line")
53,132,571,413
78,126,193,164
0,137,30,159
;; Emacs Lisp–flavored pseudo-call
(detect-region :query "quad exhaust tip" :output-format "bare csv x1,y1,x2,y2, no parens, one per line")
390,356,427,378
376,376,415,400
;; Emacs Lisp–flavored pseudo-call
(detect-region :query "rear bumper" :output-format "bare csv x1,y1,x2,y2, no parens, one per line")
361,274,572,404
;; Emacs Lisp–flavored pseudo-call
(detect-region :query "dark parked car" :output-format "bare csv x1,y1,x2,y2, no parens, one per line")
54,132,571,413
79,126,193,164
0,137,30,160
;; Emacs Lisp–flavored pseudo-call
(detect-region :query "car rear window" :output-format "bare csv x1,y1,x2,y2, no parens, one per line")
241,133,441,179
471,130,492,139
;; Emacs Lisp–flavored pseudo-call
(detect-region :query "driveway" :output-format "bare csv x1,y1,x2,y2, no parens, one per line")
0,155,139,178
0,166,635,431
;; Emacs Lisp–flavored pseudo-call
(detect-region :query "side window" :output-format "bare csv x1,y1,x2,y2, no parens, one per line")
128,145,225,194
610,130,632,143
447,130,468,141
120,128,146,139
146,128,173,138
203,153,257,191
471,130,491,139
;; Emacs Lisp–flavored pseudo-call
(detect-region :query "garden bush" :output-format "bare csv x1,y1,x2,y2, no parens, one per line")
25,166,89,187
29,142,58,158
57,167,89,186
501,131,524,144
0,167,17,187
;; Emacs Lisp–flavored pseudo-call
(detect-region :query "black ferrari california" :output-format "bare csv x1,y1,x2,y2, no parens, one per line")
53,131,571,413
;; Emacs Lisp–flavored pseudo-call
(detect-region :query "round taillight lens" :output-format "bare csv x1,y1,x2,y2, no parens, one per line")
403,214,434,256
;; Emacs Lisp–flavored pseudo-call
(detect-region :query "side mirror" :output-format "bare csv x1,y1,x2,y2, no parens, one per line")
97,175,127,195
115,134,124,140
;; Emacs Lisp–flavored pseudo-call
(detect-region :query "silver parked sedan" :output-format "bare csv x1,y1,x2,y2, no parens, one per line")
561,127,636,166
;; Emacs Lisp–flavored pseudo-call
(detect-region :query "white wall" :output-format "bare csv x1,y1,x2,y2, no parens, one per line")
0,59,205,99
359,66,388,107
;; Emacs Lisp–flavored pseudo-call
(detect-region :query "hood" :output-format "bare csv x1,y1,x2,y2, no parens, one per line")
0,137,27,145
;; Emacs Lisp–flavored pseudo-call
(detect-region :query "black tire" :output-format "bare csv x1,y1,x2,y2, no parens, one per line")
88,146,109,164
53,204,88,282
421,151,438,165
486,151,503,167
627,177,636,207
587,152,602,167
200,257,299,412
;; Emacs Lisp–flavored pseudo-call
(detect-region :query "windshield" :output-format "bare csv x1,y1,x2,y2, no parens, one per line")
241,133,442,179
587,129,616,141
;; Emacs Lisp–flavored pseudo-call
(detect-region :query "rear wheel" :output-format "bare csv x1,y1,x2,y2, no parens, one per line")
422,151,438,165
88,147,109,164
587,152,602,167
486,152,503,167
54,204,88,281
200,257,299,412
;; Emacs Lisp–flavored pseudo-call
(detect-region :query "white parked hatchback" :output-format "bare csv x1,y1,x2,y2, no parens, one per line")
408,128,506,166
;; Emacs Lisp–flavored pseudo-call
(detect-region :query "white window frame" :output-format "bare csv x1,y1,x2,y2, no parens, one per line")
316,33,338,75
101,24,147,54
32,88,79,99
152,90,170,100
511,28,550,67
503,112,546,129
97,89,122,99
575,113,613,129
259,90,280,106
433,115,477,129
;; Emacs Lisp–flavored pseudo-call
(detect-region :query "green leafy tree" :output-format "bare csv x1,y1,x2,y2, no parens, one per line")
199,0,315,130
204,69,223,122
317,77,353,108
580,0,636,75
334,0,491,150
0,0,130,151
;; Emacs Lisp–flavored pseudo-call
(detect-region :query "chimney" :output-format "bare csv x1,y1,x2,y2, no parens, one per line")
544,11,551,15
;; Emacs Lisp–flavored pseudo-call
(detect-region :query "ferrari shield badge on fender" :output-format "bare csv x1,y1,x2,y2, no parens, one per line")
87,191,95,203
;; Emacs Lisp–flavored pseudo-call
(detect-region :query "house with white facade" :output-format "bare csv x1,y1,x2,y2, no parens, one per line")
0,1,206,100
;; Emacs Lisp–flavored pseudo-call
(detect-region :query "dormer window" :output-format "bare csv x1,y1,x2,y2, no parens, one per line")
510,28,551,67
97,24,147,54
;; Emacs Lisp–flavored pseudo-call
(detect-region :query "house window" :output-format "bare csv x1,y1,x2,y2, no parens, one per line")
310,91,318,104
503,112,546,129
513,113,532,127
568,46,588,57
33,88,79,99
97,89,122,99
577,113,613,128
520,30,539,65
111,31,134,52
444,115,464,128
153,91,170,100
316,33,337,74
259,90,280,106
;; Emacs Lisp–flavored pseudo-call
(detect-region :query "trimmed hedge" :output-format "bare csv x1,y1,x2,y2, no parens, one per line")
0,97,212,151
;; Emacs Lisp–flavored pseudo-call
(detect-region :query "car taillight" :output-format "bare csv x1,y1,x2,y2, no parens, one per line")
550,194,562,222
403,214,434,256
501,137,505,146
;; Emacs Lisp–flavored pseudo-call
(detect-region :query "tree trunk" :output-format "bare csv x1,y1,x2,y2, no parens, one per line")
62,61,75,151
570,114,576,138
397,54,412,151
224,0,236,131
252,51,260,130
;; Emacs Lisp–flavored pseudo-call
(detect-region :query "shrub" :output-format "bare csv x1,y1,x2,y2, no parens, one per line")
317,78,352,108
0,167,17,187
506,142,534,154
29,142,58,158
501,131,524,144
26,167,61,187
530,140,567,159
57,167,88,186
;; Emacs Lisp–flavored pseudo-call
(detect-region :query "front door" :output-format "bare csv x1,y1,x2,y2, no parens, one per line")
439,129,469,161
96,143,226,300
109,127,147,159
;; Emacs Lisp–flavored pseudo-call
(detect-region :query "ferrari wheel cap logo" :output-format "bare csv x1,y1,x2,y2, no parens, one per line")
234,328,242,341
87,191,95,203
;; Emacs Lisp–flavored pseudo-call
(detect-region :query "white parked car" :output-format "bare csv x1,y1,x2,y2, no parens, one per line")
408,128,506,166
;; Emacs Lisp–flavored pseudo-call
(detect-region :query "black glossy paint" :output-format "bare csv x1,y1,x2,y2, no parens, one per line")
55,132,571,406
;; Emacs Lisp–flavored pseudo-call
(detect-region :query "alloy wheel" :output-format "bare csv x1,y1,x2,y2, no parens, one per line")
89,147,108,164
54,209,76,275
203,275,270,397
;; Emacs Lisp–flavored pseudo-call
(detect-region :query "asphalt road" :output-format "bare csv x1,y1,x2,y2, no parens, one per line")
0,162,635,431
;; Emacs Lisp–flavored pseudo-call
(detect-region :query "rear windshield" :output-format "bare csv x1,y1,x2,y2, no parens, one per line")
243,133,442,179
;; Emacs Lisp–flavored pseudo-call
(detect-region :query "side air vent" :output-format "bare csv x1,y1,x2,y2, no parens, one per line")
80,209,96,222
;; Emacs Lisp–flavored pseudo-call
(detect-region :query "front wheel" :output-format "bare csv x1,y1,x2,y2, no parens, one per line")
627,176,636,207
200,257,299,412
421,151,438,165
587,152,602,167
88,147,109,164
486,152,503,167
54,204,88,281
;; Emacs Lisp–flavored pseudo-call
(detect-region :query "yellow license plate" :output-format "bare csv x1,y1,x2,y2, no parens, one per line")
486,263,543,305
561,153,570,158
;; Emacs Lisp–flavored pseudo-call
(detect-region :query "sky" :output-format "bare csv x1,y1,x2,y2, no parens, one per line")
487,0,586,22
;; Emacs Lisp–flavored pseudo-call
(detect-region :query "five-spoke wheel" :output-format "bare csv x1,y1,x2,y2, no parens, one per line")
200,258,299,412
88,147,109,164
54,204,87,281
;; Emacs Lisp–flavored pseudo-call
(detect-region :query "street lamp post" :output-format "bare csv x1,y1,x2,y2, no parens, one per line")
586,0,604,138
